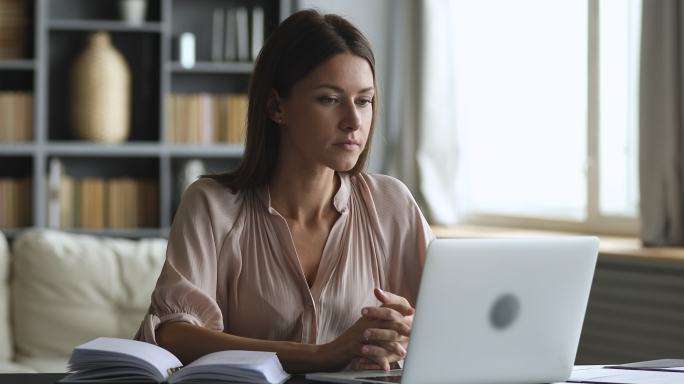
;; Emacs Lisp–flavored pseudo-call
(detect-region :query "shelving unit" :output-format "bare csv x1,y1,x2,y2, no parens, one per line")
0,0,293,238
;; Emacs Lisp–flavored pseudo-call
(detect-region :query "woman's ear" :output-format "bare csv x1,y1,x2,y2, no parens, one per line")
267,90,284,125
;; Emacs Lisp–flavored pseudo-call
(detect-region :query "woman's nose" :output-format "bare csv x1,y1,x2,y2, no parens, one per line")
341,101,362,131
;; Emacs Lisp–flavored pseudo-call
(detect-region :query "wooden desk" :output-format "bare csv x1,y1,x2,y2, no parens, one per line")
0,373,319,383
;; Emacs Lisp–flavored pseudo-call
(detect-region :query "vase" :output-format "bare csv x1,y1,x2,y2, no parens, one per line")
119,0,148,25
70,32,131,143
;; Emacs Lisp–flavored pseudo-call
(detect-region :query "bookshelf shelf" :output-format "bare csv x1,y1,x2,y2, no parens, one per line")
58,228,167,239
48,20,164,33
0,144,36,155
45,142,162,156
165,143,245,157
168,61,254,74
0,60,36,70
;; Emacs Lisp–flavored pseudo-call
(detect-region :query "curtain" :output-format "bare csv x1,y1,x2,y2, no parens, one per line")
639,0,684,245
382,0,461,224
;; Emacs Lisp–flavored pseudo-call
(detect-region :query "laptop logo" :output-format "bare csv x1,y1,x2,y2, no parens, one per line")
490,293,520,330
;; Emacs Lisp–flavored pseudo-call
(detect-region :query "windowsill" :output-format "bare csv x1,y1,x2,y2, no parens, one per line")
431,224,684,263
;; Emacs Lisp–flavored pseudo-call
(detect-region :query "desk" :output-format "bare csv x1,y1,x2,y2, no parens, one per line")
0,373,319,383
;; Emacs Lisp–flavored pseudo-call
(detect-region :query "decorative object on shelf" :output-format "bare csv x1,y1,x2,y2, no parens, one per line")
70,32,131,143
118,0,148,25
179,33,195,69
0,0,27,59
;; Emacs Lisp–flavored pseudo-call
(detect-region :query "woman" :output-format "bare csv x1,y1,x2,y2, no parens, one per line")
135,9,434,373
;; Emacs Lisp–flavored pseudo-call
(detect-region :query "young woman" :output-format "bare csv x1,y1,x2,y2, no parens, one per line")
135,9,434,373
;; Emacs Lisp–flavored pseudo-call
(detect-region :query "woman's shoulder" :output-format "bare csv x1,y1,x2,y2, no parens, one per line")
354,172,415,203
179,177,245,219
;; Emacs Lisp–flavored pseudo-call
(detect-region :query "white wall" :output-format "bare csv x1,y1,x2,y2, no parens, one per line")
295,0,393,173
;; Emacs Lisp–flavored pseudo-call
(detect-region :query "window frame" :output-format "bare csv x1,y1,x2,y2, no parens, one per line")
459,0,641,236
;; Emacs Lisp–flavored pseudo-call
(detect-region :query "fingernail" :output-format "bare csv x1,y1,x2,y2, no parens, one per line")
363,330,371,339
362,346,369,353
362,308,368,315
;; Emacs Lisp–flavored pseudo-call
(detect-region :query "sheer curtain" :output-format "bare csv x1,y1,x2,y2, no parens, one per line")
382,0,461,224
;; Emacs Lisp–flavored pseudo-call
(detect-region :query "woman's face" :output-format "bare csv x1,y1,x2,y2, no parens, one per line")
275,53,375,172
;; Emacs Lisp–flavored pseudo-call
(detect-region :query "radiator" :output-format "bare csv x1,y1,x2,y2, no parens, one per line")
575,254,684,364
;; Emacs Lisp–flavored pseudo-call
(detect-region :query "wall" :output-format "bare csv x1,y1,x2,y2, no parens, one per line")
295,0,393,173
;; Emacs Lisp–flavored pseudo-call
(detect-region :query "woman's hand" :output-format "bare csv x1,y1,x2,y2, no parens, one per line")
357,288,414,370
319,290,412,371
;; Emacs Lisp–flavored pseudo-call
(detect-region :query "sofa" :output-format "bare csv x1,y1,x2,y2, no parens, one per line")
0,229,166,373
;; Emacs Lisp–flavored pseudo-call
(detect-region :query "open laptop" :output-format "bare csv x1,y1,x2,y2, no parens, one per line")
306,236,599,384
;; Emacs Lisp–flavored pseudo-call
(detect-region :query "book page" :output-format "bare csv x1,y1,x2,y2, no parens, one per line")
74,337,182,379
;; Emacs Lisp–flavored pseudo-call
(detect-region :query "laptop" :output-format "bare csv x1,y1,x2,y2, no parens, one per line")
306,236,599,384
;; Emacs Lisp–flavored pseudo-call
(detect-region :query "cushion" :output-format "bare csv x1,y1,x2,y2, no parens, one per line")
0,231,12,362
0,360,36,374
11,229,166,361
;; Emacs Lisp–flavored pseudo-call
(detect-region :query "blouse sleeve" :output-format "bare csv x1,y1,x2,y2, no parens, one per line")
363,174,435,307
135,179,230,344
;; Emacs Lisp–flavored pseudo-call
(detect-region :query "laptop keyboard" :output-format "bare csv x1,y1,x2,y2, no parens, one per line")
361,375,403,383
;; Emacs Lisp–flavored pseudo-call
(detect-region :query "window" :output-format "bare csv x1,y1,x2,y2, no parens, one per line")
450,0,641,234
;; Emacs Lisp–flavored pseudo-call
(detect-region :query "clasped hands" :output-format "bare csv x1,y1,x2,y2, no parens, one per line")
324,287,414,371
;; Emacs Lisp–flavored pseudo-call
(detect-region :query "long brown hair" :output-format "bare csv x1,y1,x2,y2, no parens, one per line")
203,9,378,190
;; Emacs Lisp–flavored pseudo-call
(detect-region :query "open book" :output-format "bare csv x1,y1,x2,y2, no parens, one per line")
60,337,291,384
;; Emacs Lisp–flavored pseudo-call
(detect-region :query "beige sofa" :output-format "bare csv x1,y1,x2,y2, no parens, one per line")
0,229,166,373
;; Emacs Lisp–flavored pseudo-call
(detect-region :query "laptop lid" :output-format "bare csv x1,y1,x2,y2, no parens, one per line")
402,237,599,384
306,236,599,384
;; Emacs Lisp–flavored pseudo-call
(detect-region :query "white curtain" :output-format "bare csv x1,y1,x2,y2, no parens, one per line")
382,0,461,224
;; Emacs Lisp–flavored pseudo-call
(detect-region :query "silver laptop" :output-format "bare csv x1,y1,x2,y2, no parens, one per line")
306,237,599,384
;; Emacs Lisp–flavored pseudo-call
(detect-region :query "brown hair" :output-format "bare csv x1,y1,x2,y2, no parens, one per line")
203,9,378,190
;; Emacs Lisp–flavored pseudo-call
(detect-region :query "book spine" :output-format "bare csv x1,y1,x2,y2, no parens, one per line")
212,8,224,61
235,7,249,62
251,6,264,61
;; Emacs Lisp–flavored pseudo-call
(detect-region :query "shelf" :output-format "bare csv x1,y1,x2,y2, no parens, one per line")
0,60,36,71
0,228,28,238
165,144,244,157
55,227,167,239
169,62,254,74
45,142,161,156
0,144,36,155
49,20,163,33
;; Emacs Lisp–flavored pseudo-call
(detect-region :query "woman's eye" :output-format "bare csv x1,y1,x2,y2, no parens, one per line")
356,98,373,107
318,96,338,105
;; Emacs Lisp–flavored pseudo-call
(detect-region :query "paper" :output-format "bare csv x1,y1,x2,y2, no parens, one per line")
568,365,684,384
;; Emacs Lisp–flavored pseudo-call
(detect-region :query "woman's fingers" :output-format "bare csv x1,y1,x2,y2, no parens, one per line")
374,288,411,308
359,345,396,370
362,306,408,322
363,328,400,343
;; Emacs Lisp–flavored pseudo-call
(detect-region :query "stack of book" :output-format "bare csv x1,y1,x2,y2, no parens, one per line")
167,93,248,144
0,177,31,228
48,159,159,229
0,0,28,59
211,6,264,62
0,92,33,141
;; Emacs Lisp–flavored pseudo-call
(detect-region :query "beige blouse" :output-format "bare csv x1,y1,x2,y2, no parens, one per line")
135,172,434,346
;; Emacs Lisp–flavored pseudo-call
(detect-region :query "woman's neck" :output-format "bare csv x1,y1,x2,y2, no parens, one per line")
268,162,340,225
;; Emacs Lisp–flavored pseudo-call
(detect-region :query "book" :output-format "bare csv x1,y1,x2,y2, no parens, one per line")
211,8,224,61
251,6,264,60
224,8,238,61
61,337,291,384
235,6,250,62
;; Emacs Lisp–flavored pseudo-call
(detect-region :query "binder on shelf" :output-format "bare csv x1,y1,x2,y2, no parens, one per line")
235,7,249,62
212,8,224,61
224,8,238,61
48,158,62,228
251,6,264,61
